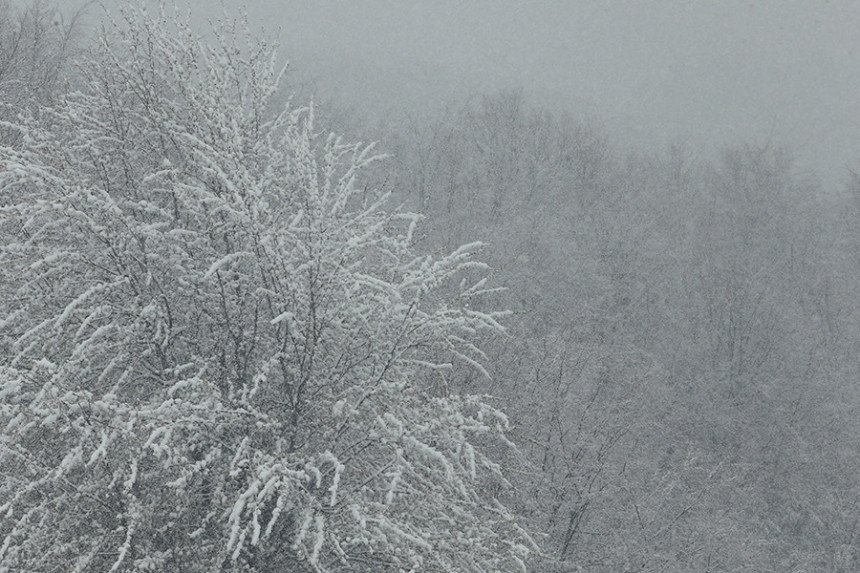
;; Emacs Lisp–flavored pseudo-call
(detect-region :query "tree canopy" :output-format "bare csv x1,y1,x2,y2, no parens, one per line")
0,5,534,572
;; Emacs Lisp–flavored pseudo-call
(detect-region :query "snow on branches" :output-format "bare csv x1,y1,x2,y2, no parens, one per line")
0,4,533,572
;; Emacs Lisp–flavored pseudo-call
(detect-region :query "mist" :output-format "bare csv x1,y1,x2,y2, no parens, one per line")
1,2,859,572
201,0,860,190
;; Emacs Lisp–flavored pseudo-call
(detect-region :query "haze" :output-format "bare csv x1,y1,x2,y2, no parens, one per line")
41,0,857,189
3,1,860,570
206,0,859,190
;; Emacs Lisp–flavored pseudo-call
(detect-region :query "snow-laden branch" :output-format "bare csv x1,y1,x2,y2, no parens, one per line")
0,4,532,572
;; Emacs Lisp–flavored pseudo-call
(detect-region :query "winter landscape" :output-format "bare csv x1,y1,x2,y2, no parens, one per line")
1,2,859,571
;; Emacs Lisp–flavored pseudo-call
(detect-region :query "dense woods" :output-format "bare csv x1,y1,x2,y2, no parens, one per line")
1,3,858,572
381,93,859,571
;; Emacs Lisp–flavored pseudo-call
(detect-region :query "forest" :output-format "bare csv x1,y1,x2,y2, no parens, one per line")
1,2,858,572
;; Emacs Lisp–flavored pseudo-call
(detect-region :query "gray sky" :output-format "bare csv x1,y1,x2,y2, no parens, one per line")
69,1,860,188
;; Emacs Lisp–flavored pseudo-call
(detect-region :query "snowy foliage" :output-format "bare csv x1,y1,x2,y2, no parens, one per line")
0,5,534,572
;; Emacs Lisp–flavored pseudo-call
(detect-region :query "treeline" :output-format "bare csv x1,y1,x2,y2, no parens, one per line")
364,90,860,571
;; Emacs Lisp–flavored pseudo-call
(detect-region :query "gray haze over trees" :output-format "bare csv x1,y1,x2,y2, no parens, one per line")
197,0,860,192
1,1,859,572
12,0,860,189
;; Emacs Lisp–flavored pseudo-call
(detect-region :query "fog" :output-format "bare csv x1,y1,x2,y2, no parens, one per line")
3,1,860,571
191,0,859,190
32,0,859,188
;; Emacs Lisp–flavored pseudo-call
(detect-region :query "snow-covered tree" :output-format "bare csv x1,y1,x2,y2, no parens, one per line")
0,5,534,572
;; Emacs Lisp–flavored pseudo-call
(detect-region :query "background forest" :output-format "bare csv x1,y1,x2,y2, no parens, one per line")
1,2,859,572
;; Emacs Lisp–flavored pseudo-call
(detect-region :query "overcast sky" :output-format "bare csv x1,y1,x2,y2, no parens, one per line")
64,1,860,189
